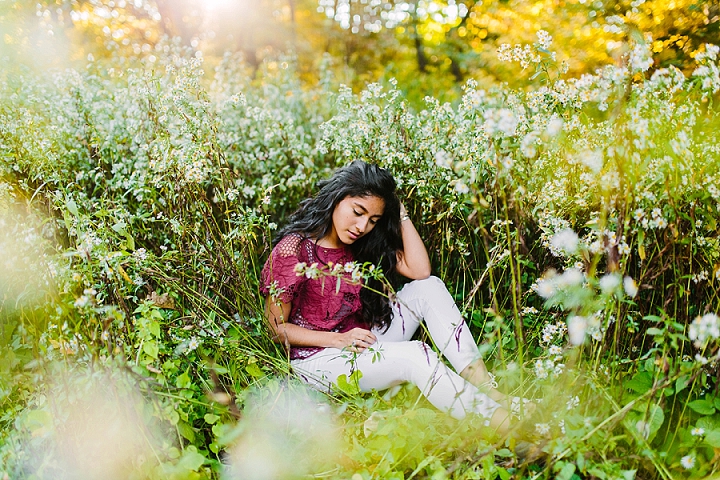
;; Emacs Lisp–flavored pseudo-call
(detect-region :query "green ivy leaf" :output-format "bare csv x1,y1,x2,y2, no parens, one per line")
204,413,220,424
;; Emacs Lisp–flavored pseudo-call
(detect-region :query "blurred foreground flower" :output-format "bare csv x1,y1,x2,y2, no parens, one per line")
16,368,167,479
688,313,720,348
224,384,340,480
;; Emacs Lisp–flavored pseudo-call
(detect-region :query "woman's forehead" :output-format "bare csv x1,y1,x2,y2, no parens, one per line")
346,195,385,215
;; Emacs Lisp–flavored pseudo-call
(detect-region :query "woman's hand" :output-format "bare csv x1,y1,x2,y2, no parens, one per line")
335,328,377,353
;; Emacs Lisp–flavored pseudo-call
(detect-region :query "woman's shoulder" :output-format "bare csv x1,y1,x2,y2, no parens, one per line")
274,233,310,258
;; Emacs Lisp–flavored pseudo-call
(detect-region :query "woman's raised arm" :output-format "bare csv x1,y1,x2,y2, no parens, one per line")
394,204,431,280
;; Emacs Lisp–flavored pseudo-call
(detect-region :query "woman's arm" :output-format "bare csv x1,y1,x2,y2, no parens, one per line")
394,204,431,280
265,297,376,352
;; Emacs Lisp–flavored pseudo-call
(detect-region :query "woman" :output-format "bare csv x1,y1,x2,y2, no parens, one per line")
261,160,527,434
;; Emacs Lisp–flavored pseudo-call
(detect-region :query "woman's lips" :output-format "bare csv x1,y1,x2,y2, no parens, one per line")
348,231,360,241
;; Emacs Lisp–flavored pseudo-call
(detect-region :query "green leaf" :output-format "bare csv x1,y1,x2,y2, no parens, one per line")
143,341,159,359
125,232,135,250
176,447,205,471
626,372,653,393
497,467,511,480
646,327,664,336
204,413,220,424
697,416,720,431
66,197,78,216
176,371,192,389
647,404,665,437
168,409,180,425
149,320,161,338
336,370,363,395
177,421,196,442
555,462,576,480
705,430,720,448
245,363,265,378
621,469,637,480
588,468,607,479
714,397,720,410
688,399,716,416
675,375,690,395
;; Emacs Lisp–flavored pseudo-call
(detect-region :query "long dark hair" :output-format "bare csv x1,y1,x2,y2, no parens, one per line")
274,160,402,331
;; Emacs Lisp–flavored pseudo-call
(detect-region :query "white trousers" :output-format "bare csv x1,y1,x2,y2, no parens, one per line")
292,276,502,421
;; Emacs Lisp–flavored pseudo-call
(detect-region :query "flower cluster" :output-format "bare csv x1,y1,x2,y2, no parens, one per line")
688,313,720,348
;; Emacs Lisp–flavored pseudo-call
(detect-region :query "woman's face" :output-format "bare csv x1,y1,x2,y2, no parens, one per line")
326,195,385,247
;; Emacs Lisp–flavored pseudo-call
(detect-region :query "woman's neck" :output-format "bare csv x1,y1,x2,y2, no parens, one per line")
315,234,345,249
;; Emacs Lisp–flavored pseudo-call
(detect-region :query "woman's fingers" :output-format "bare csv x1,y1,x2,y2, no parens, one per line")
344,329,377,352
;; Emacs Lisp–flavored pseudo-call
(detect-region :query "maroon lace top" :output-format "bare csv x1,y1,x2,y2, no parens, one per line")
260,233,368,359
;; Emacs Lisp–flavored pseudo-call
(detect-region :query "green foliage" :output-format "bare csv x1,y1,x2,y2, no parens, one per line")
1,32,720,479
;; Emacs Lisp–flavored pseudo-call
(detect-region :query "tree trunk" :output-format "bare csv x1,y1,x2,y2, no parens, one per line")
410,0,427,73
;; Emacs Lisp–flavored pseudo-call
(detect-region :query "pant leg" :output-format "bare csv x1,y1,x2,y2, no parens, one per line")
291,340,501,422
376,276,479,373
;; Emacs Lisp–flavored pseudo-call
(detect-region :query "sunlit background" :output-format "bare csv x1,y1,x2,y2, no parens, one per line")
1,0,718,97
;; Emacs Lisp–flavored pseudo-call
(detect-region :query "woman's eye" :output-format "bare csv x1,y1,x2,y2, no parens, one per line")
353,210,361,216
369,219,378,225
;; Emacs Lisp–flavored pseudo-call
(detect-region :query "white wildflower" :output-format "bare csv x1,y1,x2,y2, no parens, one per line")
624,276,638,298
580,150,603,173
599,273,621,295
688,313,720,347
567,315,588,345
628,42,653,72
550,228,579,256
536,30,552,49
680,455,695,470
566,396,580,410
535,423,551,436
546,116,563,136
520,131,539,158
435,150,453,169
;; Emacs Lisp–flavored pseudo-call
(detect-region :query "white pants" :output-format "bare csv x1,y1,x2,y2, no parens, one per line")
292,276,501,421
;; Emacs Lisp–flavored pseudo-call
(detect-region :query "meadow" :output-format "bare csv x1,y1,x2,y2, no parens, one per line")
1,32,720,479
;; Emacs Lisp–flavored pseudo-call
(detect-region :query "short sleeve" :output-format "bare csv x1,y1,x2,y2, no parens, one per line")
260,234,306,304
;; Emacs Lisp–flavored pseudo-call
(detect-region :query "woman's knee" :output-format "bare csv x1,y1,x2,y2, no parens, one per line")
402,275,448,298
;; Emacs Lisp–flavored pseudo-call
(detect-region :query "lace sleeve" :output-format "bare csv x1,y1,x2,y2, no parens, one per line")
259,234,305,304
